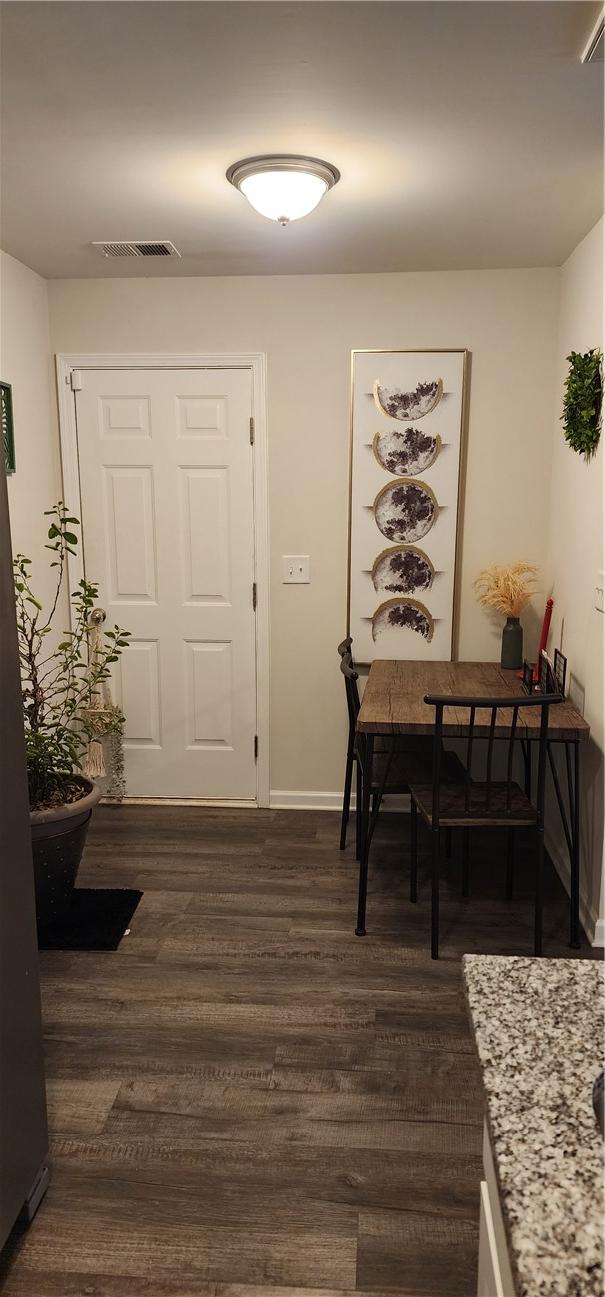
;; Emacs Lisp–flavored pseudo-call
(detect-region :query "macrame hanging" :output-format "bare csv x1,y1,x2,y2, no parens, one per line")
80,608,126,799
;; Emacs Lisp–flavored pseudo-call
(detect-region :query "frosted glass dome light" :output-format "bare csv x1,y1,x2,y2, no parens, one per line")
227,155,340,225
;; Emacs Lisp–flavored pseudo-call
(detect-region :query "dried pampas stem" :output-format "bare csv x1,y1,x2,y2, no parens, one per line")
474,562,539,618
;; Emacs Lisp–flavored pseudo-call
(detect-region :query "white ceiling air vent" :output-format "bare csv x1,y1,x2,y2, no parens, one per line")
92,240,181,258
581,10,604,62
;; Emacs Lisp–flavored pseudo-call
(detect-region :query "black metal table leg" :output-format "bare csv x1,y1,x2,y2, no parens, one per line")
355,734,374,936
355,760,362,861
565,743,575,826
547,741,573,860
545,737,581,949
523,740,532,798
505,827,515,900
570,740,581,948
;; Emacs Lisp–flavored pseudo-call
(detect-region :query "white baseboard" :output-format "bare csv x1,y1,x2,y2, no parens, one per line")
269,790,343,811
103,796,257,809
545,829,602,947
269,790,411,812
102,791,410,812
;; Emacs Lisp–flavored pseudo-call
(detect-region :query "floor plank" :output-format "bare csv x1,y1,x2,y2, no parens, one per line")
2,805,596,1297
357,1207,477,1295
44,1079,121,1136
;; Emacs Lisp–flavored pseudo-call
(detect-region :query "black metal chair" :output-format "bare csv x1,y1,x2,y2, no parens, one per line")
339,650,374,856
338,637,358,852
338,637,379,853
340,647,466,896
350,666,467,936
408,691,563,959
339,651,439,856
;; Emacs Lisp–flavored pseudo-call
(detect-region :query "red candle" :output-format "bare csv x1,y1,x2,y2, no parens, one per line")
533,597,554,681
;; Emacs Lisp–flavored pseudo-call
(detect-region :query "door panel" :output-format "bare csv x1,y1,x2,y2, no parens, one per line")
75,367,256,799
104,465,157,602
180,467,230,603
119,641,161,747
185,641,233,748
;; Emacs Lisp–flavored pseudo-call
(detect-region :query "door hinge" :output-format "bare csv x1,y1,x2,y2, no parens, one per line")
69,369,83,391
249,416,255,445
254,734,259,761
252,581,257,611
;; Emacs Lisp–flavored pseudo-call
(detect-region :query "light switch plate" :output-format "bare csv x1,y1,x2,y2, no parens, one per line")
282,555,310,584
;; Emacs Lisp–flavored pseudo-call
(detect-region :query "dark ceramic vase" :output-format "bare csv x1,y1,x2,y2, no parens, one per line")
501,617,523,670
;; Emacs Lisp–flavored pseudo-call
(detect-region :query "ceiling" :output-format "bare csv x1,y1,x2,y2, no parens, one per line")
0,1,603,279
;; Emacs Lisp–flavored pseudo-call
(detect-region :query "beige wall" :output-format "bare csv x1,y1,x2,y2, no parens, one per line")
545,217,604,941
0,252,65,616
48,268,560,795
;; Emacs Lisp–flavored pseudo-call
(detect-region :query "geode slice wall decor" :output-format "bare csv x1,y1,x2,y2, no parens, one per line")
348,349,468,664
372,426,441,476
371,546,434,596
371,598,434,643
373,478,437,543
373,378,443,421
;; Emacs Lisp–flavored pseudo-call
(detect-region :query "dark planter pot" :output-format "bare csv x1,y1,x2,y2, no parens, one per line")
501,616,523,670
30,777,101,933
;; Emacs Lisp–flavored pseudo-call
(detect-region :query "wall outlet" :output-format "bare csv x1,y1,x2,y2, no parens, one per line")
282,555,310,584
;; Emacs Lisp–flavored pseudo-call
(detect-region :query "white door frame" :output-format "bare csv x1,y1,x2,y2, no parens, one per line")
55,351,270,809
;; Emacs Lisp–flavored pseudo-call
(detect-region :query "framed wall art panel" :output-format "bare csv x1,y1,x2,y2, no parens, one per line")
348,349,468,665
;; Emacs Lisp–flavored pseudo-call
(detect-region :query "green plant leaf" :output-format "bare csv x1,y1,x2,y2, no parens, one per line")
561,348,603,458
14,500,131,809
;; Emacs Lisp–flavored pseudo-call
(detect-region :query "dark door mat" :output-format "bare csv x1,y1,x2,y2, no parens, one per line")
38,888,143,951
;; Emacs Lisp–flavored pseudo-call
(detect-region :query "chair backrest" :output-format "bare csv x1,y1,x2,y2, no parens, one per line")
337,635,353,659
340,651,361,740
424,691,563,824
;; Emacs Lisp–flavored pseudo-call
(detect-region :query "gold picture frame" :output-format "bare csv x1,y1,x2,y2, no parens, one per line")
347,348,470,667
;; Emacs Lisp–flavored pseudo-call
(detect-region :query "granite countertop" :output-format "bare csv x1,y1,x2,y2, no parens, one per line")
463,954,604,1297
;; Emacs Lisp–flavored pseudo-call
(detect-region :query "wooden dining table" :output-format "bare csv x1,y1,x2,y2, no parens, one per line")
356,660,590,947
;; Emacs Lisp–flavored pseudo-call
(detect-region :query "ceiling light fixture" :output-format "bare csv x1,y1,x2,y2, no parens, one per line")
226,154,340,226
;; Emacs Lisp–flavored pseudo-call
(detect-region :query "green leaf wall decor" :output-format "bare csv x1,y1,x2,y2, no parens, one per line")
561,349,603,458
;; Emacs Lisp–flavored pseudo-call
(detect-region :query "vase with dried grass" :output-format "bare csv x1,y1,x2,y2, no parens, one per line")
473,562,538,669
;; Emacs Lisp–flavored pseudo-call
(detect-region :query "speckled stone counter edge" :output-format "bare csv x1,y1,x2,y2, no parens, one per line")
462,953,604,1297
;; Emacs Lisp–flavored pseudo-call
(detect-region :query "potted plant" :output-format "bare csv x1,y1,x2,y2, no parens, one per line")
473,562,538,669
14,502,130,930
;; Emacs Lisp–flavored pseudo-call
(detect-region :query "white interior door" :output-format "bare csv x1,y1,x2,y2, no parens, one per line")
74,367,257,799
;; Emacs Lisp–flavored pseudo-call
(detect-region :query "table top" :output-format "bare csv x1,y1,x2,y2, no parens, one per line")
357,660,590,740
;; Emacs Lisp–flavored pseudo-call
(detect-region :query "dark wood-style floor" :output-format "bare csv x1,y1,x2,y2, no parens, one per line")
1,806,595,1297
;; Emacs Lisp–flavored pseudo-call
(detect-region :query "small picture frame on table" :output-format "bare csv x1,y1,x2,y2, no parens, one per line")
538,650,557,695
1,382,15,475
553,648,567,698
